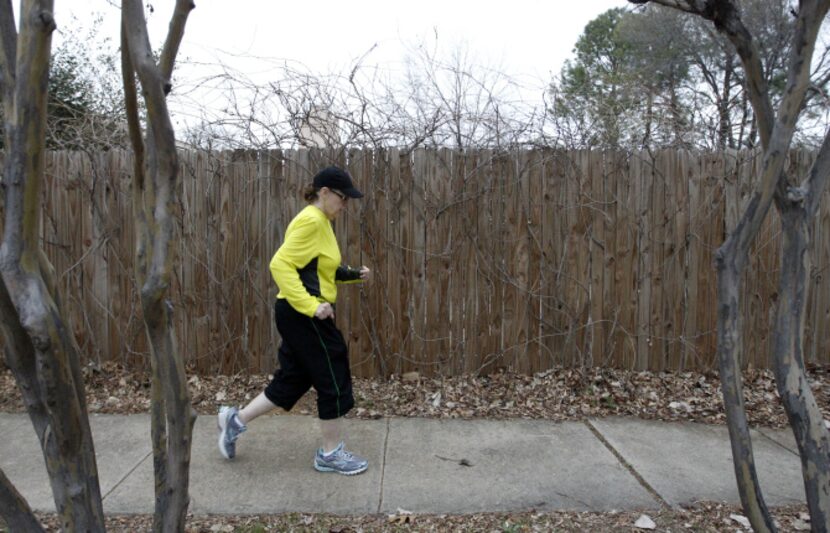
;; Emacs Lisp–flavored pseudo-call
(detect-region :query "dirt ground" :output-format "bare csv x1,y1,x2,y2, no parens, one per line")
4,363,826,532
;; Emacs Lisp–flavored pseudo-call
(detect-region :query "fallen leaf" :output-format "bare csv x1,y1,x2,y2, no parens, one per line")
730,514,751,528
215,391,226,402
793,518,811,531
669,401,691,412
634,514,656,529
402,371,420,382
388,507,414,524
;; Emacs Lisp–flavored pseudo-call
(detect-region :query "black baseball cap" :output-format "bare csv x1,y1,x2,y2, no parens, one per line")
312,166,364,198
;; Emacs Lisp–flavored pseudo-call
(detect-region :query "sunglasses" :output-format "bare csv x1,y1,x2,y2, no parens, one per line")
329,188,348,202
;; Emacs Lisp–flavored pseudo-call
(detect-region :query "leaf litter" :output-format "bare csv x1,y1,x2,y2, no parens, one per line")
4,363,825,430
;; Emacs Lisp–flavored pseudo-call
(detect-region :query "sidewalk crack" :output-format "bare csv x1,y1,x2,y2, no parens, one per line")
584,420,670,509
377,418,390,514
756,428,800,457
101,450,152,501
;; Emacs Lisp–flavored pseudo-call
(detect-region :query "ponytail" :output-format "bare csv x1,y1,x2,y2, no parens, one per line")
303,185,319,203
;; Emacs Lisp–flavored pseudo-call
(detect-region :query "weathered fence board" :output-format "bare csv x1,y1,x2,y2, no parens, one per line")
19,148,825,377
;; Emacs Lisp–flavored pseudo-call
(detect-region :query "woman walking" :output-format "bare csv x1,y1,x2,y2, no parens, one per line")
217,165,371,475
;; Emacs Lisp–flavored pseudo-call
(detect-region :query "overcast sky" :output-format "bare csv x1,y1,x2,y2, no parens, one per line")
52,1,623,77
46,1,628,133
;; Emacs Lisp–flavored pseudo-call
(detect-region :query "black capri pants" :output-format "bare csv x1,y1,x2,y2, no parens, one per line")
264,298,354,420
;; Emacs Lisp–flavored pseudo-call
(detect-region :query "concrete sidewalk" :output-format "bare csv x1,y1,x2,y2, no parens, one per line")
0,413,806,515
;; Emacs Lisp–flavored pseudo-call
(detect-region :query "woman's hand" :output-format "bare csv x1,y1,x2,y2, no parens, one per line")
359,266,372,281
315,302,335,320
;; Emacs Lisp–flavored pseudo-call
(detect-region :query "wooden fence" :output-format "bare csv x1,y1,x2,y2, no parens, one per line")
35,148,828,377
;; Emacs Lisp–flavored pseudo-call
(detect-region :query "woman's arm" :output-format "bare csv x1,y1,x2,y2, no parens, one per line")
270,217,322,317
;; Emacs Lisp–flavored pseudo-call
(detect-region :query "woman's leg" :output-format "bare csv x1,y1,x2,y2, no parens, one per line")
218,301,311,459
319,417,343,454
307,319,367,474
238,392,278,425
315,414,367,475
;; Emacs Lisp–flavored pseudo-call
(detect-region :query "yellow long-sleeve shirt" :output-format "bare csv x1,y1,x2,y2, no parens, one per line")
270,205,362,317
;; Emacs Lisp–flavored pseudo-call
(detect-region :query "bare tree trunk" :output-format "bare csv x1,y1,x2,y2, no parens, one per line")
0,1,105,531
774,206,830,531
715,236,776,532
737,90,749,148
0,468,43,533
639,3,777,529
630,1,830,530
769,133,830,531
0,0,15,133
718,53,733,150
121,1,196,531
642,89,653,149
710,0,829,521
0,278,48,530
668,76,684,147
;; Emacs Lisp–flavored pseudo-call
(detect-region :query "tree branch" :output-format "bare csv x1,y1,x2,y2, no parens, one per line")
158,0,195,93
120,18,144,189
4,0,55,254
122,0,180,293
732,0,829,252
120,14,151,288
0,0,17,141
805,128,830,217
